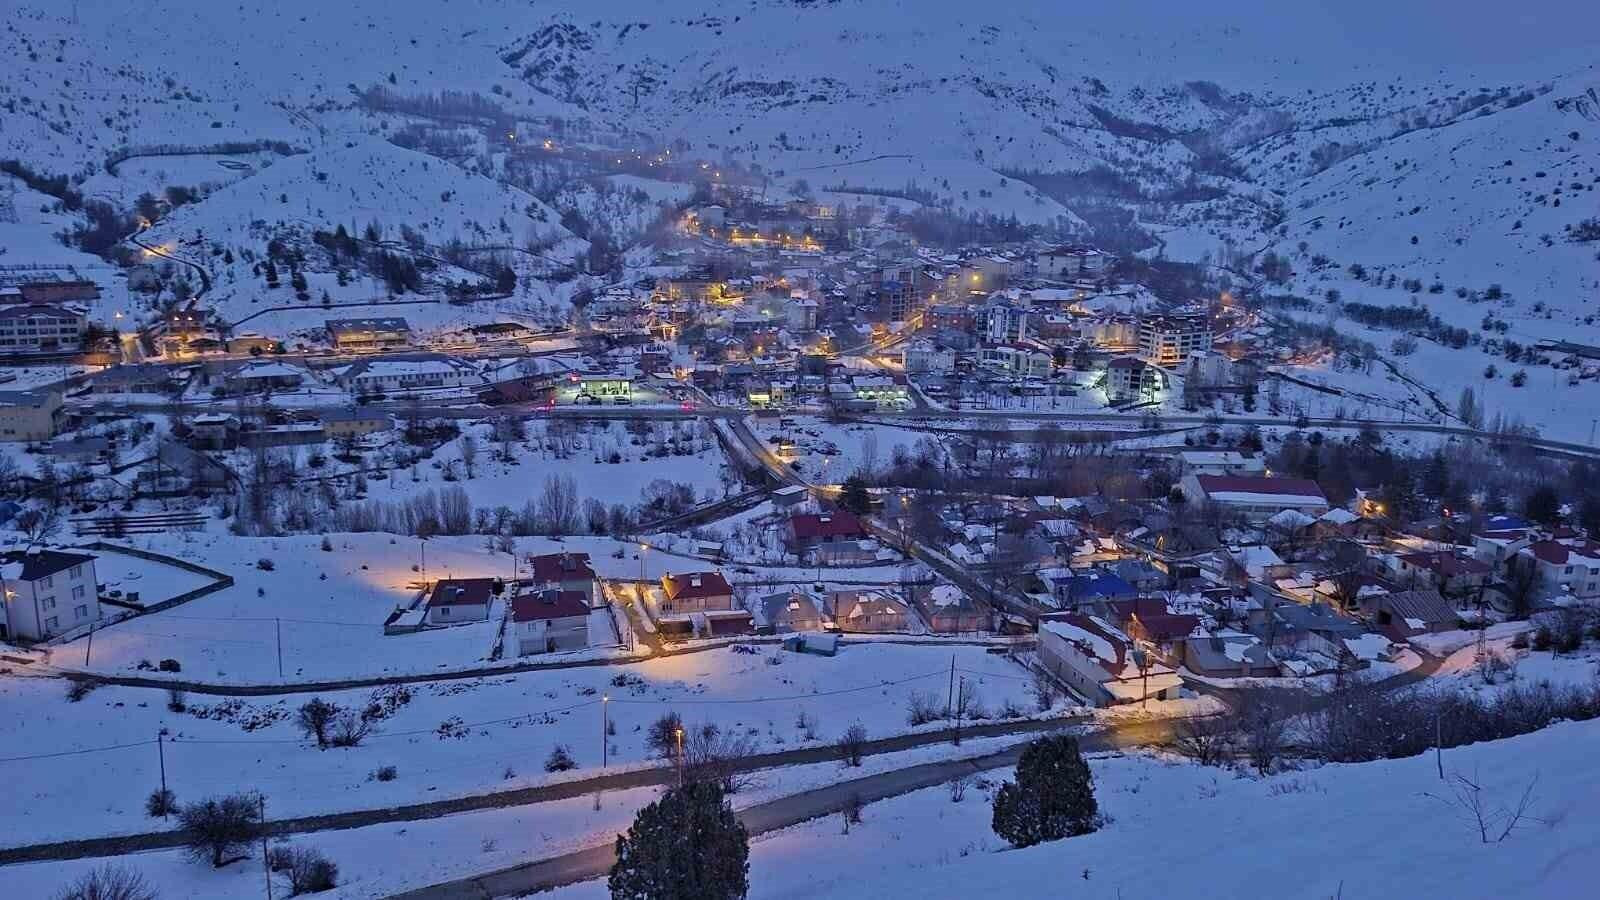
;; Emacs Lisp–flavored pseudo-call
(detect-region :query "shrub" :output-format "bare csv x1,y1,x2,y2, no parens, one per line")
906,690,944,726
325,711,371,748
179,793,262,868
373,766,398,782
145,788,179,818
991,736,1098,848
284,846,338,895
159,659,182,673
66,678,96,702
167,688,187,712
257,558,275,571
837,724,867,767
544,744,577,772
51,864,156,900
296,699,339,748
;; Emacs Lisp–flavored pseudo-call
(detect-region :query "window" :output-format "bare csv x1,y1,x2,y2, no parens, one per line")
438,607,450,617
41,596,56,610
74,605,88,619
44,616,58,631
69,565,82,579
1564,566,1575,575
71,585,85,600
40,575,53,589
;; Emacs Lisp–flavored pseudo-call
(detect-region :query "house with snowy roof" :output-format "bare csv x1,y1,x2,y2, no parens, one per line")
1518,538,1600,600
1178,474,1329,523
1037,614,1182,707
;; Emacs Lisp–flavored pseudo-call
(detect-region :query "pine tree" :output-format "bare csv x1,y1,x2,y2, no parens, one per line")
1420,450,1450,500
991,735,1098,848
838,475,870,515
609,782,749,900
1523,486,1560,525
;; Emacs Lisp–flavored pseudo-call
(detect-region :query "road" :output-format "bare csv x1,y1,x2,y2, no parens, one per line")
387,716,1178,900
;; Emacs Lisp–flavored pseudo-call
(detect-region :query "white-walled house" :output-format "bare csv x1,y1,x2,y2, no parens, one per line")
1179,474,1329,523
511,588,592,655
1037,614,1182,707
0,548,99,642
423,577,496,625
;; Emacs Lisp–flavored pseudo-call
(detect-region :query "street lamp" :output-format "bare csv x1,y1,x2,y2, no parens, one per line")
601,695,610,769
674,727,686,787
1130,647,1151,710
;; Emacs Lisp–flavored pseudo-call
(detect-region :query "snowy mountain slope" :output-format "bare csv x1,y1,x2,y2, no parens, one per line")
1243,71,1600,352
2,0,1598,339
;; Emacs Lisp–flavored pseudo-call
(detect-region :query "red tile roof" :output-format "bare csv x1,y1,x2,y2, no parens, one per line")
662,571,732,602
429,578,496,607
511,589,591,622
1194,475,1326,500
787,511,866,541
527,552,595,583
1398,551,1490,577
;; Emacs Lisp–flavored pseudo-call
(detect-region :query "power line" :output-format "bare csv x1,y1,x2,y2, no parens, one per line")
0,738,154,764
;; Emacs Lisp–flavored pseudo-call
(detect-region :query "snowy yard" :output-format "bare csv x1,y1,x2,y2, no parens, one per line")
547,717,1600,900
0,641,1047,844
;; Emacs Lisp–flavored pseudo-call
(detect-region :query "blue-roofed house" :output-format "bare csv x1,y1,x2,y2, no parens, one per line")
1047,570,1138,613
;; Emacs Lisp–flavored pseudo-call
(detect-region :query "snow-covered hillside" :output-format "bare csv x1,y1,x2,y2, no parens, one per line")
2,0,1597,337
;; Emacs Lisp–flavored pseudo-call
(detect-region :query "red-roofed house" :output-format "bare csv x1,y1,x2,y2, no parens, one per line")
1038,614,1182,707
1519,539,1600,600
1106,598,1203,664
511,587,592,654
1393,551,1491,598
424,577,497,625
526,552,598,607
1179,474,1329,523
784,511,868,553
660,571,734,613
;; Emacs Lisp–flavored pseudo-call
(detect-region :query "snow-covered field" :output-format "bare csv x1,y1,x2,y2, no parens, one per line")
550,716,1600,900
0,641,1045,843
0,735,1038,900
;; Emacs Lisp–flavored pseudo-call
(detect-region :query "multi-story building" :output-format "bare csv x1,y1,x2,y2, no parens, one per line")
1035,246,1114,280
871,264,927,322
0,390,64,442
326,317,412,351
0,548,100,641
901,341,955,374
1105,357,1155,402
979,344,1052,378
0,304,87,355
1138,315,1212,366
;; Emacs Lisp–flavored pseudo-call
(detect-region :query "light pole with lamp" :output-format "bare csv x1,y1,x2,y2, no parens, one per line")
1130,647,1152,710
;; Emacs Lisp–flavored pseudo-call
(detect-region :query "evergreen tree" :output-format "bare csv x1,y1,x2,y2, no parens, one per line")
838,475,871,515
1420,450,1450,500
991,735,1098,848
609,782,748,900
1523,485,1561,525
1382,466,1416,522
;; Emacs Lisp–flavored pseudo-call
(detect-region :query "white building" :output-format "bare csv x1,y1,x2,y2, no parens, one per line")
1179,474,1329,523
0,304,87,355
1037,614,1181,707
901,341,955,374
511,587,592,655
1520,539,1600,600
1139,315,1212,366
979,344,1052,378
0,548,99,642
336,357,478,395
423,578,496,625
1036,246,1114,280
1178,450,1266,478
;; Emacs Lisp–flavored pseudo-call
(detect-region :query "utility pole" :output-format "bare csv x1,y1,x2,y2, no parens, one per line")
260,793,272,900
946,655,955,722
157,731,168,817
274,618,283,679
953,677,965,746
84,622,94,666
601,695,610,769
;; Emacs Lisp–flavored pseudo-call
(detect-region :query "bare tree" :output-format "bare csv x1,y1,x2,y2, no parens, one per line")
51,864,157,900
1172,714,1234,766
15,506,62,548
682,723,761,794
1030,666,1059,712
1424,770,1545,843
1235,689,1290,776
837,723,867,767
178,793,262,868
458,435,478,478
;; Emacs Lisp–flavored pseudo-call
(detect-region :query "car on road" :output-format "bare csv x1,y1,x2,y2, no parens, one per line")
612,396,632,405
575,393,600,405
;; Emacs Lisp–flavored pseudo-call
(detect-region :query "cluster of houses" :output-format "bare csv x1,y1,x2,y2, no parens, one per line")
399,552,607,656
